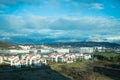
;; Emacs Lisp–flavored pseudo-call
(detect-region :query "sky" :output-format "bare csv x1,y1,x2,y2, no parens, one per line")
0,0,120,44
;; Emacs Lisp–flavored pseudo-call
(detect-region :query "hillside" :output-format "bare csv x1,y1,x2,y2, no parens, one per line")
0,42,20,49
50,61,120,80
46,42,120,48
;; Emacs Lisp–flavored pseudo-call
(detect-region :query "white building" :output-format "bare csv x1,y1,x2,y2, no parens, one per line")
9,50,30,54
75,53,84,60
14,60,22,68
84,54,91,60
48,53,76,63
18,45,31,50
0,53,47,68
8,56,20,66
94,47,106,52
21,54,46,67
40,49,53,53
0,56,3,64
54,49,69,53
80,47,94,53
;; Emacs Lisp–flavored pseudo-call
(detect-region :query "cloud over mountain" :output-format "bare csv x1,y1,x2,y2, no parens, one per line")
0,0,120,44
0,14,120,44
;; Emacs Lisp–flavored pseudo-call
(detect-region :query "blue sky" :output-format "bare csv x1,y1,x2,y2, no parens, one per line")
0,0,120,44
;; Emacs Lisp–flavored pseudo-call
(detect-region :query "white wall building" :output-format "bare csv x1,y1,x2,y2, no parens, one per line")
9,50,30,54
94,47,106,52
0,56,3,64
54,49,69,53
18,45,31,50
40,49,53,53
80,47,94,53
0,53,46,68
8,56,20,66
84,54,91,60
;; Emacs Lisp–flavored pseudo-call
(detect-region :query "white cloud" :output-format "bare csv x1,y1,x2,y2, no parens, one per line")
90,3,104,10
106,36,120,40
0,31,27,37
0,37,11,40
0,14,120,41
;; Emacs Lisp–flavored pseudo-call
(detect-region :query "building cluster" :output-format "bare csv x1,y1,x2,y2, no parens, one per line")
1,46,107,54
0,52,92,68
0,44,119,68
0,54,46,68
45,53,91,63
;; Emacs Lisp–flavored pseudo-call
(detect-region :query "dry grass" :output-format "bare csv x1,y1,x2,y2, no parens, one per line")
49,61,119,80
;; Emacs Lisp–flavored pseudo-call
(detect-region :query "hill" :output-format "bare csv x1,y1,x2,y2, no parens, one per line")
46,42,120,48
0,42,20,49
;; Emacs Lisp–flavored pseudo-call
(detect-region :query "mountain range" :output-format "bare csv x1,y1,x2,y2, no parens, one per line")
0,41,120,49
0,37,120,45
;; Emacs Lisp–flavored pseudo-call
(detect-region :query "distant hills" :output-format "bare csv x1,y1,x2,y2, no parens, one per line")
1,36,120,45
0,41,120,49
46,42,120,48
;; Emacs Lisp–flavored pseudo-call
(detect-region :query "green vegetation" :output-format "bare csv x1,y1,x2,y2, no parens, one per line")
94,53,120,62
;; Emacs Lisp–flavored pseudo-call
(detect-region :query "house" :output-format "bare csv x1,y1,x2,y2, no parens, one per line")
48,53,76,63
64,54,76,63
21,54,29,65
8,56,19,66
29,54,37,65
25,54,36,66
40,49,53,54
9,50,30,54
37,58,47,65
0,56,3,64
48,53,59,62
75,53,84,60
84,54,91,60
54,49,70,53
80,47,94,53
18,45,31,50
14,60,22,68
22,53,46,67
21,54,29,60
0,53,47,68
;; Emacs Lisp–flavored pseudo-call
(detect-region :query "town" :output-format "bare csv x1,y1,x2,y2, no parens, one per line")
0,44,120,68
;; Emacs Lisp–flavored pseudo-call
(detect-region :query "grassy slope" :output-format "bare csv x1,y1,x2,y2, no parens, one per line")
50,62,87,80
49,61,119,80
